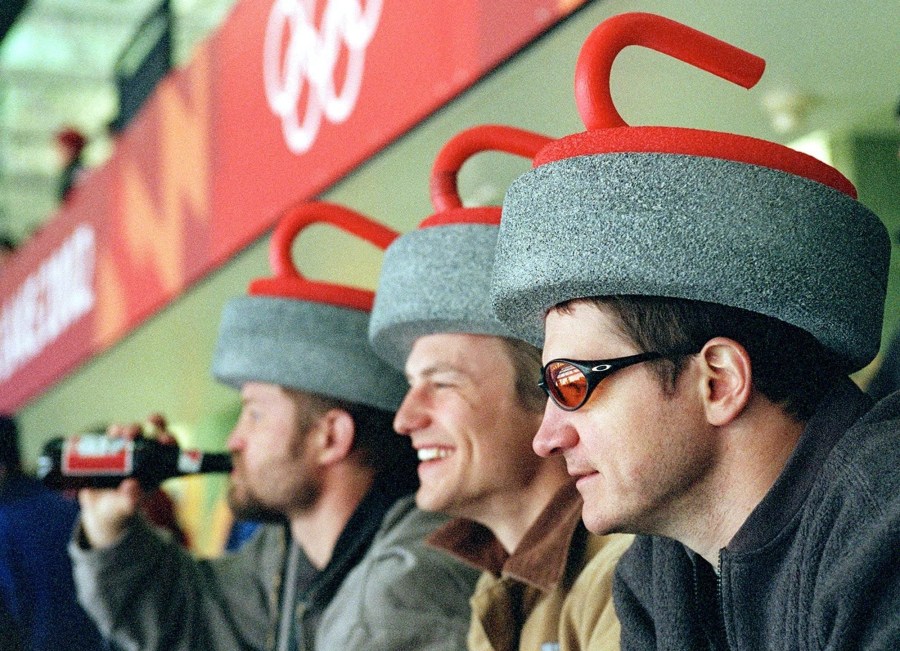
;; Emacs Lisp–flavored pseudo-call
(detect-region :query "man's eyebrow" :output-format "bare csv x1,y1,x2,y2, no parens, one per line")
406,364,469,382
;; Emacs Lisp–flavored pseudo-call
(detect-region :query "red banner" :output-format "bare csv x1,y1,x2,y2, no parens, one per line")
0,0,591,411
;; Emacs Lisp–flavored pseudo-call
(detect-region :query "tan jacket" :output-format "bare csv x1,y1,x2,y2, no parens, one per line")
429,483,633,651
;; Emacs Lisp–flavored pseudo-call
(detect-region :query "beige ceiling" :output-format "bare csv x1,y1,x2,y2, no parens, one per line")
0,0,897,243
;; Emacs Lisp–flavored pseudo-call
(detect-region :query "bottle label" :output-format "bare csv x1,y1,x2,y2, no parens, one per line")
63,435,134,476
177,450,203,474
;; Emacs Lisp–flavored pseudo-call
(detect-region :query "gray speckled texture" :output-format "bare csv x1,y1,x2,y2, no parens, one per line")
212,296,408,411
369,224,514,371
491,153,890,370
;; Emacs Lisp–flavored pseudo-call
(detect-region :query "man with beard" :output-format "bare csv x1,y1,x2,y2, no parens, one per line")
69,202,479,651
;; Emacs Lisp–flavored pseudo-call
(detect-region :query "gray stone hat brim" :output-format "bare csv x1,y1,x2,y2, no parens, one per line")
491,152,890,370
212,296,408,411
369,224,514,371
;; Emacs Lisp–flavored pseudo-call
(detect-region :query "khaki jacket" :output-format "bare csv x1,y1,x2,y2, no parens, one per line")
430,482,633,651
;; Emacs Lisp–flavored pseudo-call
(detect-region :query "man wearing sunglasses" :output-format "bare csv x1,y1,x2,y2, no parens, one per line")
369,213,632,651
490,118,900,648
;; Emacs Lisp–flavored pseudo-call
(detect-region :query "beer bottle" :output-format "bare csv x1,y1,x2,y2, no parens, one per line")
37,433,232,490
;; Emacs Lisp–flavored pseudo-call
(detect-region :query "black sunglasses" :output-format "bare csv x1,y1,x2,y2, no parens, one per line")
538,352,664,411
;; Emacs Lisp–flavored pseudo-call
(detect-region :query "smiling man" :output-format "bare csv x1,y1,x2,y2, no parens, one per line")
369,155,632,650
489,14,900,649
395,334,552,536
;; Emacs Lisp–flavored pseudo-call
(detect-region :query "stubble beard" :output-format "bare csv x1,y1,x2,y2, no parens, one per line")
226,413,323,523
227,481,286,524
226,468,322,524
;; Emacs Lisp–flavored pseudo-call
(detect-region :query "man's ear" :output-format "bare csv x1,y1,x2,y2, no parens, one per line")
315,409,356,466
696,337,752,427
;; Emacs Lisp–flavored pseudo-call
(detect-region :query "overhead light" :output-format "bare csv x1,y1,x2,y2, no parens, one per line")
762,89,821,134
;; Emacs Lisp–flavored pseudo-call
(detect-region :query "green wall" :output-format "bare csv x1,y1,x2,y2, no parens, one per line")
847,133,900,350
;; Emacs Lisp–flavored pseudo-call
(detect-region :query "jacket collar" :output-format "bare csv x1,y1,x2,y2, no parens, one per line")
428,481,583,593
301,480,398,601
728,378,873,553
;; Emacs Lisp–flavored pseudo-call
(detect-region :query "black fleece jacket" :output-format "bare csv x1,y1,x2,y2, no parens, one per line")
613,380,900,650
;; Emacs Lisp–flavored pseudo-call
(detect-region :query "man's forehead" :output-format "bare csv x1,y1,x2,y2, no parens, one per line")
543,301,626,359
545,299,606,325
240,381,287,401
405,332,500,377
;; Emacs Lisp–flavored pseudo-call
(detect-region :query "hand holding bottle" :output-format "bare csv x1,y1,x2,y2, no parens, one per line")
78,476,142,549
76,414,176,549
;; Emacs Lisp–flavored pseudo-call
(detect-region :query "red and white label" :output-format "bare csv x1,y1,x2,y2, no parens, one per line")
177,449,203,474
62,435,133,476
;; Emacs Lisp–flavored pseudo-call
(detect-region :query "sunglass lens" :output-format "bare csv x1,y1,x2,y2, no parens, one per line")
546,361,587,409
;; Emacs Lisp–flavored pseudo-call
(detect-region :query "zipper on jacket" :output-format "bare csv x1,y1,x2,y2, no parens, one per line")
715,550,730,651
276,543,302,651
692,551,730,651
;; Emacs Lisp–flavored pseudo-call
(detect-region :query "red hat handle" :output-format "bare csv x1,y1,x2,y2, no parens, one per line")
249,201,398,311
423,124,552,226
576,12,765,130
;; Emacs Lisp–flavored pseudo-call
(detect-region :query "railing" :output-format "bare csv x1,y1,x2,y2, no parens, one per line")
110,0,172,133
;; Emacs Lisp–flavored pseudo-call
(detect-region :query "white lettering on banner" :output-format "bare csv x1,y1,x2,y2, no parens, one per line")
263,0,382,154
0,225,96,381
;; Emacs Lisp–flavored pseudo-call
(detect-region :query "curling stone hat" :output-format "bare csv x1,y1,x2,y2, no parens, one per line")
212,201,408,412
369,125,551,371
491,12,890,370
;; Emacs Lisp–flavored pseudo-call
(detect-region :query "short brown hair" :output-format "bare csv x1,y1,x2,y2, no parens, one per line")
568,296,842,422
295,392,419,498
499,337,546,414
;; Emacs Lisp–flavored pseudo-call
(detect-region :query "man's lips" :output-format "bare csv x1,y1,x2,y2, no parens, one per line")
566,459,597,481
574,471,598,484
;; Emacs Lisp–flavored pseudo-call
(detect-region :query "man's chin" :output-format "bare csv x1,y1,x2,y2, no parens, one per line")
413,488,439,513
415,488,459,517
228,491,284,524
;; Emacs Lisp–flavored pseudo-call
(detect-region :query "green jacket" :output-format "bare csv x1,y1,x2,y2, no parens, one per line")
317,497,481,650
70,493,478,650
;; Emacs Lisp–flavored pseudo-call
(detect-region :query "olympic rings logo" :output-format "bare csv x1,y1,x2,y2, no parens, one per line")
263,0,382,154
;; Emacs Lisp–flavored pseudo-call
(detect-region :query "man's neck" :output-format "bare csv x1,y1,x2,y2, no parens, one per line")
288,468,374,569
481,461,571,554
676,399,806,566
